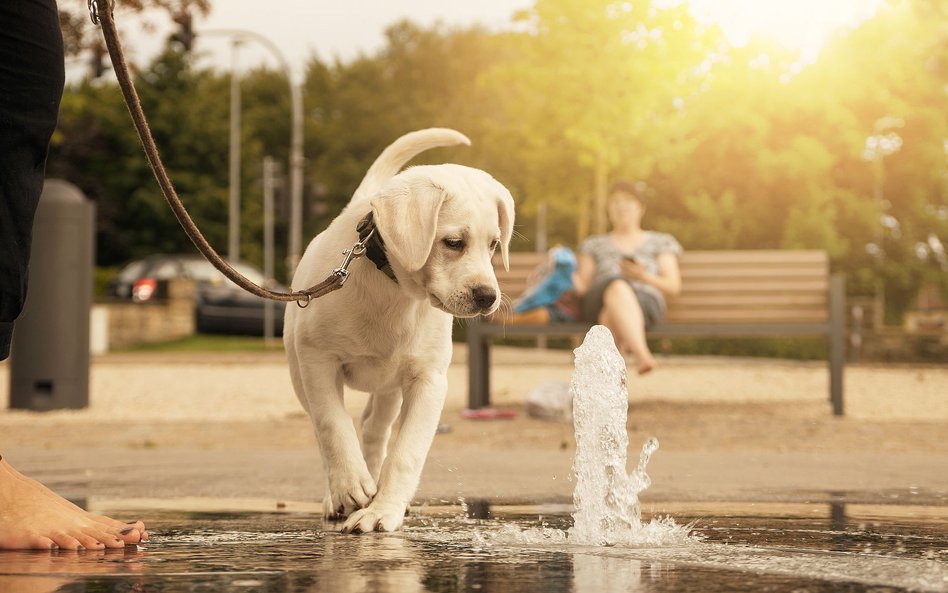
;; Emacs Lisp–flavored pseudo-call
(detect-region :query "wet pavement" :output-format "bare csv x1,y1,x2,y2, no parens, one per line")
2,348,946,591
1,501,946,592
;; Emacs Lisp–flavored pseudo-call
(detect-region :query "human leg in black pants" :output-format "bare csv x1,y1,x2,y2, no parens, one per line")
0,0,148,550
0,0,65,359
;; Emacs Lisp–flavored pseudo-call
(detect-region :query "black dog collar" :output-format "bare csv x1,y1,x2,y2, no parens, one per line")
357,212,398,284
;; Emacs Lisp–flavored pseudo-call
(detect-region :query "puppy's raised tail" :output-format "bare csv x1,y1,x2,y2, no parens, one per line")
351,128,471,203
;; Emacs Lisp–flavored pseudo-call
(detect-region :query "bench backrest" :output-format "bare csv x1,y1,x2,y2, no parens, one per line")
495,250,830,325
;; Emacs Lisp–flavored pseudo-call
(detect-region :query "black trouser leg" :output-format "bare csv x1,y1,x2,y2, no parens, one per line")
0,0,65,360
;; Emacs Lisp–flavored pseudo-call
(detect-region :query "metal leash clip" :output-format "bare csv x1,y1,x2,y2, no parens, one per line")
88,0,111,25
331,228,375,287
88,0,100,24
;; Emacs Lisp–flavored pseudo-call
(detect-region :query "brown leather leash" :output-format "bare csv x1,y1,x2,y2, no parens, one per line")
89,0,369,307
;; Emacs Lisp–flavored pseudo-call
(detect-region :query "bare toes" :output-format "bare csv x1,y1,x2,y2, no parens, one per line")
31,535,58,550
116,526,142,545
75,532,106,550
0,534,57,550
50,533,83,551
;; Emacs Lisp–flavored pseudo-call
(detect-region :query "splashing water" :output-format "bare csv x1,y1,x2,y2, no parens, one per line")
438,325,691,548
567,325,690,546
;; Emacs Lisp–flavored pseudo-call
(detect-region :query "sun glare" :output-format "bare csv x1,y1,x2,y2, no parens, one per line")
679,0,886,61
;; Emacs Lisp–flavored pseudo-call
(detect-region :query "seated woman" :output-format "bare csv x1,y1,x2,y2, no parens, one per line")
572,181,683,375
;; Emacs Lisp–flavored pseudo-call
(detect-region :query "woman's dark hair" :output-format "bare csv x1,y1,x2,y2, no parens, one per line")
608,180,654,203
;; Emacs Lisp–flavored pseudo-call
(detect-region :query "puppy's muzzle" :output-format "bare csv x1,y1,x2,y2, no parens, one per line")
472,285,498,312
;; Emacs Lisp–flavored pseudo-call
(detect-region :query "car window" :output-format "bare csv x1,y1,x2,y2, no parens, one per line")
115,260,148,282
232,262,266,284
150,260,183,279
181,259,266,286
180,259,221,282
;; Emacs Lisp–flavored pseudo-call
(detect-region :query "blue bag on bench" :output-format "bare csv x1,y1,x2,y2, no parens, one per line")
512,247,580,322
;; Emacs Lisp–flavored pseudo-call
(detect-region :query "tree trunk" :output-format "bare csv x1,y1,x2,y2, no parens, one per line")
593,154,609,235
577,190,590,245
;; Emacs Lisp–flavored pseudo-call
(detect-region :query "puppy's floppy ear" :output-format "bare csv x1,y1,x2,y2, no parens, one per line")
371,179,447,273
496,188,515,271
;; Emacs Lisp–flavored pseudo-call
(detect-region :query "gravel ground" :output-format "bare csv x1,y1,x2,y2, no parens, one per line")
1,345,946,506
0,345,945,450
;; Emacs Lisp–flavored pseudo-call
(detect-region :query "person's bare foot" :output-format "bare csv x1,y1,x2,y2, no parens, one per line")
0,455,147,550
636,354,657,375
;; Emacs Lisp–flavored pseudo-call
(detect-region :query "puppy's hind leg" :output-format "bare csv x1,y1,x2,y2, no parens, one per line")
361,390,403,483
297,355,378,520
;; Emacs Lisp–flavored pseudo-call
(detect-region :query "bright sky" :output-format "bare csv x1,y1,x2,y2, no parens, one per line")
74,0,885,80
683,0,886,62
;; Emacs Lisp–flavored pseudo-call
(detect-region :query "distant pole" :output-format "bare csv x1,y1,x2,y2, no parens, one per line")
228,39,242,262
871,154,885,331
536,201,548,253
593,154,608,235
263,156,276,345
197,29,305,281
288,82,304,278
866,116,904,330
536,201,549,351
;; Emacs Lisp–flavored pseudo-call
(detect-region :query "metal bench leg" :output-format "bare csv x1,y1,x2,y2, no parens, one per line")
829,273,846,416
467,321,491,409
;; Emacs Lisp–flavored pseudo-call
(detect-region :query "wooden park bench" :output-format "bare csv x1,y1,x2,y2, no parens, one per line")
467,250,846,415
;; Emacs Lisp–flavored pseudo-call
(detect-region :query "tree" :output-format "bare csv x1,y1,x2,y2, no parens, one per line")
47,0,947,324
49,45,297,274
482,0,716,242
300,21,511,236
59,0,210,56
802,0,948,319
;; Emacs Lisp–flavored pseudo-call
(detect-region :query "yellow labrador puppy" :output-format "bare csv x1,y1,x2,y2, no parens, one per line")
284,128,514,533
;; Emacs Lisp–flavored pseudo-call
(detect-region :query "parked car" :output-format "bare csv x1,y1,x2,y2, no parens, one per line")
108,254,286,336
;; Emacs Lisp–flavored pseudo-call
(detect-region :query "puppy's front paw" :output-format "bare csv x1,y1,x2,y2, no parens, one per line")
340,501,406,534
323,472,378,520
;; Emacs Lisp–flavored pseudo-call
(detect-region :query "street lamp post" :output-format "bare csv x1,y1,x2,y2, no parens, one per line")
289,82,304,277
228,39,242,262
863,116,904,330
198,29,304,278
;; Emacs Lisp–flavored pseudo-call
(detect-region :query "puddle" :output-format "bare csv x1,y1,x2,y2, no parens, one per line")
0,502,945,592
4,328,945,591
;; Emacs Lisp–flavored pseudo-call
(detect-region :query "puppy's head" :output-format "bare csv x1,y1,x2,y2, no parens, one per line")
370,164,514,318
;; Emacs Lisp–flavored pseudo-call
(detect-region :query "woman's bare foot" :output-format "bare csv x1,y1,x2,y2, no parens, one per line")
636,353,657,375
0,455,147,550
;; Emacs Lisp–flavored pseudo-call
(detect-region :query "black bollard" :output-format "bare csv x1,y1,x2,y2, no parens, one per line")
9,180,95,410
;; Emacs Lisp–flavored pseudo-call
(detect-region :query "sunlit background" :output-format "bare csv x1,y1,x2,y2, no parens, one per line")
53,0,947,353
69,0,888,75
683,0,885,61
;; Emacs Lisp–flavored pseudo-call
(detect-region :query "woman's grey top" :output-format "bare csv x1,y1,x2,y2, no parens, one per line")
579,231,683,310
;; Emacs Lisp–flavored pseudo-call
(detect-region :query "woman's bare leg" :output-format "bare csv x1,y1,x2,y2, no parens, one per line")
598,280,657,375
0,456,147,550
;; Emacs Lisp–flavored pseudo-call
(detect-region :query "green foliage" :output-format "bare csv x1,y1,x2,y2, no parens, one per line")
122,334,283,353
652,337,828,361
50,46,296,278
49,0,947,324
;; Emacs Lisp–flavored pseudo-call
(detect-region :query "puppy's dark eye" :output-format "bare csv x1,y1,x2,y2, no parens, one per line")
443,238,465,250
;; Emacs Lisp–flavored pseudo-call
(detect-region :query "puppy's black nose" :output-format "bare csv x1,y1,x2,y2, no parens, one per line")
472,285,497,309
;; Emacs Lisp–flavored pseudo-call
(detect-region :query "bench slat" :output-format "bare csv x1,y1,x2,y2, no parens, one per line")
494,251,832,321
470,250,845,416
671,294,827,307
499,281,831,300
678,250,828,265
680,280,829,293
496,250,828,265
665,308,828,323
678,267,828,278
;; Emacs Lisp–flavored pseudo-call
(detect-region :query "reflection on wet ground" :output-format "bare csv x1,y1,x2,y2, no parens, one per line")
1,501,946,593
